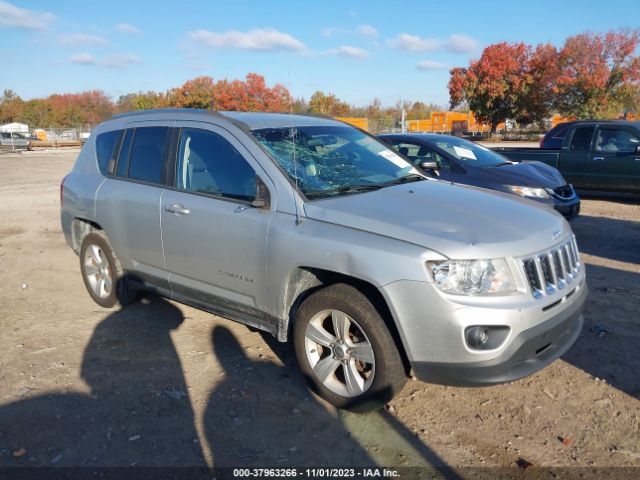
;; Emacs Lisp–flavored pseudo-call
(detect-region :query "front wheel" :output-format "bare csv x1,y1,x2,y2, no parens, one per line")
293,283,407,411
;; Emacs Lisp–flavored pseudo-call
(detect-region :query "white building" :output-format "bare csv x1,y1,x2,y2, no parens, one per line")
0,122,29,134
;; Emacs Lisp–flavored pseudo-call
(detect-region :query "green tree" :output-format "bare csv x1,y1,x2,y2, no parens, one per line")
0,89,24,123
308,91,350,116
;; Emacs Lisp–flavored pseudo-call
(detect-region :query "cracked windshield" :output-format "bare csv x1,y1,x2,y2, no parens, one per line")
252,125,422,199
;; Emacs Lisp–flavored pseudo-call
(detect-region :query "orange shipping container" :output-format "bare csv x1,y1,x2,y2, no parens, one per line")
335,117,369,131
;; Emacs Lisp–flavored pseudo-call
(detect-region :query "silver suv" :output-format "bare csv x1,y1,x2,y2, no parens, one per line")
61,109,587,410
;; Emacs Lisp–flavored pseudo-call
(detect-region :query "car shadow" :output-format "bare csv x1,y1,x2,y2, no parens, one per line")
576,190,640,206
561,263,640,399
0,298,206,468
570,213,640,264
238,330,464,476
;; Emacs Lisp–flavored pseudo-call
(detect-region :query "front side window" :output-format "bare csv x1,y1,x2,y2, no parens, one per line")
569,127,595,151
430,137,508,168
391,141,451,171
595,128,640,153
95,130,121,175
176,128,256,201
252,125,420,199
127,127,169,184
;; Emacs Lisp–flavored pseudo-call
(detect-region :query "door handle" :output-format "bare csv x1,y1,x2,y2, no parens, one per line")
593,156,604,161
165,204,191,215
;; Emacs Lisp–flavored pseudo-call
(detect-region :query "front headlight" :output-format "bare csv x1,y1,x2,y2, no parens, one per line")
427,259,516,295
506,185,550,199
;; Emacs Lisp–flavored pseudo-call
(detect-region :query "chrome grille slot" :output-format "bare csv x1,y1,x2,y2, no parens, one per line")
522,236,581,299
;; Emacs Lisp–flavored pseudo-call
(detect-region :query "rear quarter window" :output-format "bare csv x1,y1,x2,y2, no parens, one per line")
95,130,122,175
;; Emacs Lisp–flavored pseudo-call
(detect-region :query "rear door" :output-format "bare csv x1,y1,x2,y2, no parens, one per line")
160,123,275,327
559,126,595,188
589,126,640,192
95,124,173,293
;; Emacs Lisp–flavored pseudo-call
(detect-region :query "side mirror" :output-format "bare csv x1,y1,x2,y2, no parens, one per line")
635,144,640,154
252,176,271,209
419,160,439,171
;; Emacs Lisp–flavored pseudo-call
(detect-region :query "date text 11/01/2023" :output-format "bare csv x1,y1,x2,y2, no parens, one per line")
232,468,400,478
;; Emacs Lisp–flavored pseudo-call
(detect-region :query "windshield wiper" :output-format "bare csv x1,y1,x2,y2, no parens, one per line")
379,173,426,187
305,184,384,199
488,162,513,167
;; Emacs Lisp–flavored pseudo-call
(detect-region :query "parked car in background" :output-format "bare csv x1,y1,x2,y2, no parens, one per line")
379,133,580,219
0,131,30,151
61,109,586,410
496,120,640,194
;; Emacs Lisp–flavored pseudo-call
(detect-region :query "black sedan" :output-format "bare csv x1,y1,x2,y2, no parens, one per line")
378,133,580,219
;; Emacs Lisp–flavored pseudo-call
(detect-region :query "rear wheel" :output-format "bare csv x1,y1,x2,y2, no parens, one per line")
79,231,137,308
293,283,406,411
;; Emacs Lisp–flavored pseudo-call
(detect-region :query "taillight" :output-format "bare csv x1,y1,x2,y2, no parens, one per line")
60,174,68,207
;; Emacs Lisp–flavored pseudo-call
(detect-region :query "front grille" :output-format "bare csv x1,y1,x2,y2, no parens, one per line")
552,184,575,199
522,236,581,298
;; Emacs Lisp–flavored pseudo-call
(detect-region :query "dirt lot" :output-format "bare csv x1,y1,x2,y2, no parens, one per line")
0,152,639,475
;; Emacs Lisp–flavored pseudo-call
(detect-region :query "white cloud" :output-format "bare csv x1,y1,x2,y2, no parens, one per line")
446,34,479,53
322,27,340,38
388,32,480,55
326,45,369,59
388,33,441,53
116,23,141,35
70,53,96,65
416,60,448,71
187,28,305,51
0,1,55,30
103,53,142,68
356,24,378,38
60,33,108,46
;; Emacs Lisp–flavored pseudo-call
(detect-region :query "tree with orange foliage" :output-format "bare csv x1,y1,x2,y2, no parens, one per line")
555,29,640,118
449,42,532,132
170,76,216,109
213,74,290,111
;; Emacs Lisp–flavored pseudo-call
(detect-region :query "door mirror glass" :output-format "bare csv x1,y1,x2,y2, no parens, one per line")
419,160,439,170
252,176,270,209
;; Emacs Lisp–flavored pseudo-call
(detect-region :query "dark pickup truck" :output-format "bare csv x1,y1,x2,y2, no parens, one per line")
494,121,640,194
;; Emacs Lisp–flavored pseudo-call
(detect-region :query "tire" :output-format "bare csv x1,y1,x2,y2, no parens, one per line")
293,283,407,411
79,231,137,308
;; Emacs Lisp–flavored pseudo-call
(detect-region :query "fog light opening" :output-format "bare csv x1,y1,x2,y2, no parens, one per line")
465,325,510,351
467,326,490,348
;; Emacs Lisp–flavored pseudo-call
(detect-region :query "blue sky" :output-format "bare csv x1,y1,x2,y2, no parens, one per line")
1,0,639,107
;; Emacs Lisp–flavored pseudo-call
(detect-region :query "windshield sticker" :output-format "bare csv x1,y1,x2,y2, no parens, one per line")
378,149,409,168
453,146,477,160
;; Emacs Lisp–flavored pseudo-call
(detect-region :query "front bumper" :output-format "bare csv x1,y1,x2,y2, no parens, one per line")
381,267,587,387
412,301,584,386
551,197,580,220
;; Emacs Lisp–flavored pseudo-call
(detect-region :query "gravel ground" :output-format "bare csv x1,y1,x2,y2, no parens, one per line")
0,152,638,477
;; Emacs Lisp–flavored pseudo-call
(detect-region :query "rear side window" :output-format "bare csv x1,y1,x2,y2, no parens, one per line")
127,127,170,184
95,130,121,175
569,127,594,151
176,128,256,201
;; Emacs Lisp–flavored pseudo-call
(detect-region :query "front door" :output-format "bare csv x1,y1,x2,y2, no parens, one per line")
160,124,274,328
589,126,640,192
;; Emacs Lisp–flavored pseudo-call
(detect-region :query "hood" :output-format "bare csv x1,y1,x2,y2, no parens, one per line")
476,161,566,188
303,180,570,259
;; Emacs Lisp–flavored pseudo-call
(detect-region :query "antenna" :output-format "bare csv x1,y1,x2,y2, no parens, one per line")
288,71,302,225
